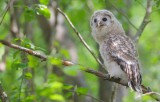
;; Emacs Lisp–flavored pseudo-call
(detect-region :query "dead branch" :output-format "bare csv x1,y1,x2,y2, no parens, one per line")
134,0,152,42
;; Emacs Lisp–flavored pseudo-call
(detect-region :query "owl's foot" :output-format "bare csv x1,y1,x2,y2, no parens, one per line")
110,76,121,81
104,74,121,81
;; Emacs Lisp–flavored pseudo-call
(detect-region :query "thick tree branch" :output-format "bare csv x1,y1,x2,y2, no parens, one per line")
134,0,152,42
56,8,104,69
0,40,159,101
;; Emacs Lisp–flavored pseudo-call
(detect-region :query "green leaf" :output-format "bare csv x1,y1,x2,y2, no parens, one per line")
64,92,72,99
34,46,47,52
39,0,49,5
49,57,62,66
142,94,153,101
49,94,65,102
11,86,18,91
53,41,60,48
79,65,87,70
76,87,88,95
154,0,160,7
13,38,21,42
60,49,70,59
123,91,135,102
28,55,39,68
13,50,21,59
25,95,36,101
21,37,34,49
63,66,79,76
25,72,32,79
63,84,73,90
35,4,51,18
24,6,36,21
50,81,63,89
40,81,63,96
12,61,28,69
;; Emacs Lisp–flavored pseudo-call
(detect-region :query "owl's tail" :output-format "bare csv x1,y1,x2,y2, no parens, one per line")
128,81,142,93
126,63,142,93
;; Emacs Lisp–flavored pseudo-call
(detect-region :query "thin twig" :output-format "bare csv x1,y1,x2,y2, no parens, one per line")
0,0,15,26
135,0,146,9
134,0,152,42
136,91,160,102
148,92,160,97
80,93,105,102
56,8,104,68
0,40,160,101
108,1,138,31
137,91,160,98
68,90,105,102
18,69,25,102
72,85,77,102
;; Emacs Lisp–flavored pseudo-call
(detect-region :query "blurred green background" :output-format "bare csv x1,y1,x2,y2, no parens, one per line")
0,0,160,102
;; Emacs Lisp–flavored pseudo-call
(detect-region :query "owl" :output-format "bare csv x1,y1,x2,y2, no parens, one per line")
90,10,142,93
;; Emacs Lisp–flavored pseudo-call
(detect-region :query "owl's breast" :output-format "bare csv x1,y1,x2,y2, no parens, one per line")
99,43,128,83
99,42,110,64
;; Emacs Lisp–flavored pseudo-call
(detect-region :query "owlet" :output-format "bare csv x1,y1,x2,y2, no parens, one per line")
90,10,142,93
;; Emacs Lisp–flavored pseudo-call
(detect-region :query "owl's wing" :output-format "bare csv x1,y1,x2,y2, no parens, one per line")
107,34,142,93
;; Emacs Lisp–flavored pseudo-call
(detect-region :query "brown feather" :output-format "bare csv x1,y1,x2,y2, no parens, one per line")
107,34,142,93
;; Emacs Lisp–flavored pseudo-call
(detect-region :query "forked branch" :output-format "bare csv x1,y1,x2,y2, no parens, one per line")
134,0,152,42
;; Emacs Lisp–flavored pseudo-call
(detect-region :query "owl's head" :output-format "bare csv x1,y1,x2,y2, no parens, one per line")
90,10,124,43
90,10,114,29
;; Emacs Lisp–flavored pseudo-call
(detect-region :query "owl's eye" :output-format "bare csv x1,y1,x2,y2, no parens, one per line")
94,19,97,23
102,17,107,21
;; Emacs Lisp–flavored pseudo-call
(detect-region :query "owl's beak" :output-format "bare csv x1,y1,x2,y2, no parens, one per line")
97,21,103,27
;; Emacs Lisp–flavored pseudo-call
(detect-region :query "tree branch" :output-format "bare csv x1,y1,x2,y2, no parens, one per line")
68,89,105,102
0,0,15,26
0,40,159,101
108,1,138,31
0,40,47,61
56,8,105,69
134,0,152,42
